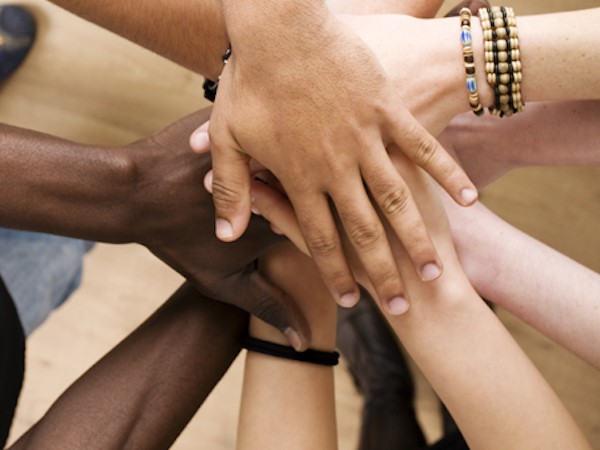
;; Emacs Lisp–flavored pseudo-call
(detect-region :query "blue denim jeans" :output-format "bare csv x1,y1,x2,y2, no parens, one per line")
0,228,93,336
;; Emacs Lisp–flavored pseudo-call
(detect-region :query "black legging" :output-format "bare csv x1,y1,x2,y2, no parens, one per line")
0,276,25,448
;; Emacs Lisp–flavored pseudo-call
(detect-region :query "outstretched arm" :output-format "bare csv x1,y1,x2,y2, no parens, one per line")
237,246,338,450
52,0,478,313
251,151,591,449
444,100,600,186
443,197,600,370
339,8,600,137
48,0,228,79
0,109,309,349
9,284,247,450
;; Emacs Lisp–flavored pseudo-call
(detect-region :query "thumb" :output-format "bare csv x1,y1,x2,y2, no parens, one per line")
209,134,252,242
241,270,311,352
189,121,211,154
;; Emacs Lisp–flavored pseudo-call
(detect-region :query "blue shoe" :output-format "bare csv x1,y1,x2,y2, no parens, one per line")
0,5,36,82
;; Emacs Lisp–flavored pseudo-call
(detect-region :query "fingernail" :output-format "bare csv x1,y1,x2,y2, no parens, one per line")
421,262,442,281
251,199,261,215
284,328,303,352
271,224,284,235
216,218,234,239
387,296,409,315
339,292,359,308
460,188,478,205
191,131,210,150
203,171,213,193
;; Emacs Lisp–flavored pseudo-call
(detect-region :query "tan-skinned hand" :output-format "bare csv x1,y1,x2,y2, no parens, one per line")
192,2,478,311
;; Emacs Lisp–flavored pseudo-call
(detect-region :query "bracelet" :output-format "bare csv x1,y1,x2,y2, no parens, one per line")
203,45,232,102
479,6,524,117
460,7,484,116
241,336,340,367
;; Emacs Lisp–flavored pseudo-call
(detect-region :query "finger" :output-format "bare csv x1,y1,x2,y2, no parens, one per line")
209,130,252,242
362,152,444,284
242,271,312,352
290,191,360,308
330,177,410,315
250,178,307,255
190,121,211,154
204,170,214,194
249,159,267,175
386,106,478,207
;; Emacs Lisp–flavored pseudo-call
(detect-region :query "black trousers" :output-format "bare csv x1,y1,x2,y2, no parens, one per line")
0,276,25,448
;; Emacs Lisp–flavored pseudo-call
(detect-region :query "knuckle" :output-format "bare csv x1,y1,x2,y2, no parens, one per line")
371,268,400,291
381,187,411,216
306,233,338,256
409,236,436,261
253,298,287,330
348,223,383,250
328,269,355,291
413,137,438,167
211,179,243,210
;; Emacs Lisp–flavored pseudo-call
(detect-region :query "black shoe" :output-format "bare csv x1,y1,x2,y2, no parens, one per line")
0,275,26,448
0,5,36,82
337,291,426,450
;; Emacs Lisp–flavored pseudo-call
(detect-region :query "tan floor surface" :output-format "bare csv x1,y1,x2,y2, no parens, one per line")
1,0,599,448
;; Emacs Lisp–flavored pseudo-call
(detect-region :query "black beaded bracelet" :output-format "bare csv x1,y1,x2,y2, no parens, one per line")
241,336,340,367
203,46,232,102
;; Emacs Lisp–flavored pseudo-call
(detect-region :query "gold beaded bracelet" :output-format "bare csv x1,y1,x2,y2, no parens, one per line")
460,8,484,116
479,6,524,117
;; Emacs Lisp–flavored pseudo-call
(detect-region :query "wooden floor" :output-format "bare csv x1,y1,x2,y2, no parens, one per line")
2,0,599,448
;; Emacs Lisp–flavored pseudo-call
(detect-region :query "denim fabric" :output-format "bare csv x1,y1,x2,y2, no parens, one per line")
0,228,93,336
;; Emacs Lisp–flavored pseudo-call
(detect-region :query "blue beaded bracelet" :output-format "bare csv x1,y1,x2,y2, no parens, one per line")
460,8,484,116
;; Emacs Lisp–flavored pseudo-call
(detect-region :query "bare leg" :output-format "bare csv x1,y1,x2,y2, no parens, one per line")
9,283,247,450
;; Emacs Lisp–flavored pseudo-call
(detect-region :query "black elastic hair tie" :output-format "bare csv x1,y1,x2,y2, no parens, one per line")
203,46,232,102
241,336,340,367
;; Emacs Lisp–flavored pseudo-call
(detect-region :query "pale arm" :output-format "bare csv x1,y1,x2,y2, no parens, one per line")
443,198,600,370
237,246,338,450
444,100,600,186
251,153,591,449
327,0,444,16
341,9,600,137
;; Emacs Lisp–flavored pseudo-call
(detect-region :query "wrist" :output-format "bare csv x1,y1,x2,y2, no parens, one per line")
222,0,331,62
102,146,147,243
117,141,171,245
410,16,473,134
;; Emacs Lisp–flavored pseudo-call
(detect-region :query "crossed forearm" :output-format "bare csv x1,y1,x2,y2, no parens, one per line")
0,124,137,242
10,284,247,450
48,0,229,79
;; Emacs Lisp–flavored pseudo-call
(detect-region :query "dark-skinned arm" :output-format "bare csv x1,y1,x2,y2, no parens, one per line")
9,283,246,450
48,0,228,79
0,108,309,349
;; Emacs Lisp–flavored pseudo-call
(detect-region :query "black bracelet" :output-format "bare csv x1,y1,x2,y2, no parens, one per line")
203,46,232,102
241,336,340,367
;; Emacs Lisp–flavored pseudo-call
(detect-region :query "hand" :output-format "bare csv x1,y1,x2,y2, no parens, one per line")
248,151,455,315
195,3,478,310
338,14,473,136
126,109,309,350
